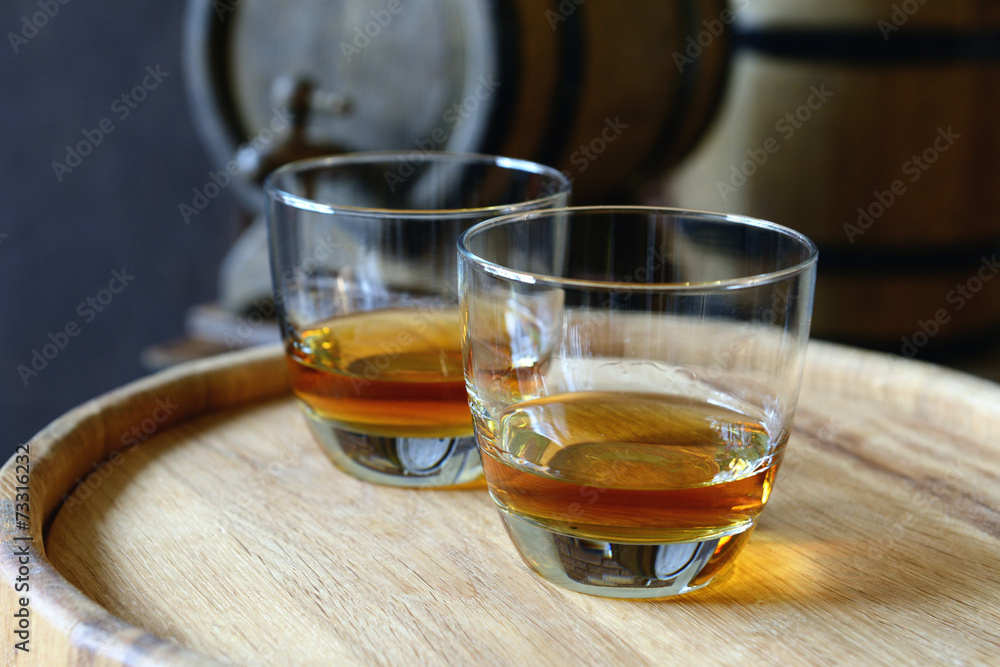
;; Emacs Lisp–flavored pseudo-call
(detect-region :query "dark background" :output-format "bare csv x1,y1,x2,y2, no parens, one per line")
2,2,238,456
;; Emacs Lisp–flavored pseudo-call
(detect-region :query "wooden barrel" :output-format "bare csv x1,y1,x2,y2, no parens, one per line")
3,343,1000,664
183,0,730,206
664,0,1000,350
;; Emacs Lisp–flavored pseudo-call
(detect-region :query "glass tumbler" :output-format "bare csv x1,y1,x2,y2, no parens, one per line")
266,152,570,488
459,206,817,597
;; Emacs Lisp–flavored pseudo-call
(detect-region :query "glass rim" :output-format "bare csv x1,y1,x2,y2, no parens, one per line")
263,151,572,219
457,205,820,292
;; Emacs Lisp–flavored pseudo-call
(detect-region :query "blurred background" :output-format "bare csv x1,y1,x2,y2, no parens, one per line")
3,0,1000,460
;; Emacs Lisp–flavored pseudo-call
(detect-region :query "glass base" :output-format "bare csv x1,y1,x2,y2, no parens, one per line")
498,508,754,598
301,407,483,488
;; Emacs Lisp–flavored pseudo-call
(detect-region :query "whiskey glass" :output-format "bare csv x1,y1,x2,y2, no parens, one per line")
458,206,817,596
266,152,570,487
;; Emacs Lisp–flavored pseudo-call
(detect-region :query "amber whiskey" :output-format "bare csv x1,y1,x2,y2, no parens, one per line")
479,392,783,545
285,308,473,438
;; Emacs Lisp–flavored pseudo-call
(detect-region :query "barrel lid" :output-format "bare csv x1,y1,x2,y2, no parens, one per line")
7,341,1000,663
183,0,499,211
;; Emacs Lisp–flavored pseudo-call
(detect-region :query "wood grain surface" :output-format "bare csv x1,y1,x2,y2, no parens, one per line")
3,341,1000,665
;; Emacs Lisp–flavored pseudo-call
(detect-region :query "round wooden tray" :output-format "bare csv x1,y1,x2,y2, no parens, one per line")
3,342,1000,665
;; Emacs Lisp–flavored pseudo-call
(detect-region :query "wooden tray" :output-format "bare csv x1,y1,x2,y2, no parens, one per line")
3,342,1000,665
